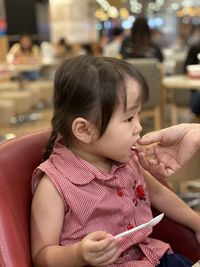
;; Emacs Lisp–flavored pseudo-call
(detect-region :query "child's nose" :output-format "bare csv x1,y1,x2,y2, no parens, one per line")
134,120,142,135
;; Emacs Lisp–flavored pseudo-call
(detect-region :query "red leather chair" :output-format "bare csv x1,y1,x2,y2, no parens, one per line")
0,130,199,267
0,130,50,267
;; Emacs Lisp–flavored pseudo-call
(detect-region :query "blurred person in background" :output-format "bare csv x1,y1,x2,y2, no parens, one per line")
170,23,193,51
188,26,200,47
71,43,87,56
120,17,163,62
184,40,200,117
7,33,41,80
151,29,166,49
103,27,124,58
53,37,73,61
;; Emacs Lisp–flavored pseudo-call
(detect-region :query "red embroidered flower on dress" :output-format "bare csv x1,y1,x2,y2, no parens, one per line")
133,182,146,206
136,185,145,200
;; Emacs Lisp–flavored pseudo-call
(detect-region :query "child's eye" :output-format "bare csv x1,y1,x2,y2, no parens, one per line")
127,116,134,122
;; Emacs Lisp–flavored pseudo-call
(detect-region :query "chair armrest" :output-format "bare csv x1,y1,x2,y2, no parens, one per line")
151,208,200,262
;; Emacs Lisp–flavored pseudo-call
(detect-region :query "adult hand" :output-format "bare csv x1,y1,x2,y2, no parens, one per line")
136,123,200,178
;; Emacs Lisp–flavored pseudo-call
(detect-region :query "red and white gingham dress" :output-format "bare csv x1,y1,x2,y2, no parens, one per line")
33,140,171,267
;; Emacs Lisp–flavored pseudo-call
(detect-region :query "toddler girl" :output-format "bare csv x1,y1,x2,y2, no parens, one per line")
31,55,199,267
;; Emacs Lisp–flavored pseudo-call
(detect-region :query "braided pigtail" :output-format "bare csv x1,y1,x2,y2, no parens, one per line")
43,127,58,161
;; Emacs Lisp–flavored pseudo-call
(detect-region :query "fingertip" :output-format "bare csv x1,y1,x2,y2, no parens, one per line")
138,151,145,157
159,162,164,169
107,234,114,240
115,237,122,243
135,143,142,149
149,159,155,165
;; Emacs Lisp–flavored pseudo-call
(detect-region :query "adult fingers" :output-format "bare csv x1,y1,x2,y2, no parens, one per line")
136,144,158,158
139,130,165,145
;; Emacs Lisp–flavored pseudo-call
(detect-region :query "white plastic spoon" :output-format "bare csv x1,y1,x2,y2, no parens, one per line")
114,213,164,239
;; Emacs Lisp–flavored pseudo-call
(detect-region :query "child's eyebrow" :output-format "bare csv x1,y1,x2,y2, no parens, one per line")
125,93,142,112
126,104,138,112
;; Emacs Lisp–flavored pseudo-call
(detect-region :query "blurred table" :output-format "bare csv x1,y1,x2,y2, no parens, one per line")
162,74,200,125
13,61,61,80
0,63,42,81
10,63,42,73
0,60,60,76
163,74,200,90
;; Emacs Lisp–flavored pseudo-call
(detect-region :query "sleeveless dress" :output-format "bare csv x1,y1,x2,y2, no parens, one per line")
32,140,171,267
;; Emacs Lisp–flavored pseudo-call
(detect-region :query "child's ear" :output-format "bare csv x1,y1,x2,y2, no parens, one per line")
71,117,97,144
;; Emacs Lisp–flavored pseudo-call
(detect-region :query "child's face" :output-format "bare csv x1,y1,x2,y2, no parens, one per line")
92,78,142,165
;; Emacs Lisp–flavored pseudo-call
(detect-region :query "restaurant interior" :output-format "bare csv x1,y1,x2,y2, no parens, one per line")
0,0,200,266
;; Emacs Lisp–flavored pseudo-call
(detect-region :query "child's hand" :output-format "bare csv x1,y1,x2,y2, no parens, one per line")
78,230,121,266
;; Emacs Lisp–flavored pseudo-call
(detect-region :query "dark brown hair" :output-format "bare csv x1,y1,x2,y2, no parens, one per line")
131,17,152,49
43,55,148,160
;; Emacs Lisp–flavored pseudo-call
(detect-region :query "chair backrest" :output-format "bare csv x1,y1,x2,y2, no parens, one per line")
0,130,199,266
173,58,191,106
126,58,161,109
126,58,162,130
0,130,50,267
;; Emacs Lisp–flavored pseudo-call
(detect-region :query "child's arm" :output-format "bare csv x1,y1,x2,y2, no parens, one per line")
143,170,200,245
31,176,121,267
